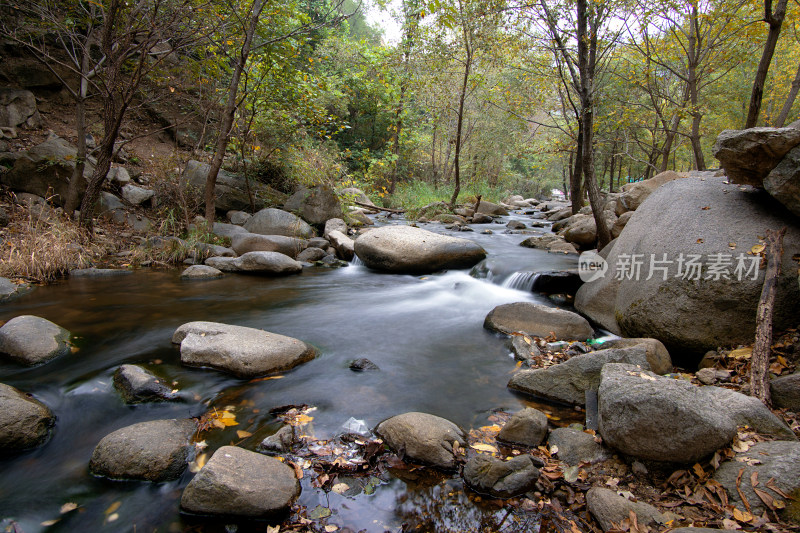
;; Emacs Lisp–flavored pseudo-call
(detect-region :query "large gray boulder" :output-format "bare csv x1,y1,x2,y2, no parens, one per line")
0,383,55,453
1,137,92,206
771,372,800,410
172,321,316,378
183,160,283,213
339,187,375,206
113,364,178,404
283,185,343,226
327,230,355,261
615,171,685,214
231,233,306,258
323,218,348,239
89,419,197,481
496,408,549,448
598,364,794,463
181,446,300,517
587,487,675,532
763,144,800,217
0,89,42,129
712,122,800,186
121,184,154,206
0,315,71,366
243,207,315,239
354,225,486,274
575,177,800,358
375,412,466,470
713,441,800,517
508,345,671,405
484,302,593,341
205,251,303,275
462,454,540,498
476,200,509,216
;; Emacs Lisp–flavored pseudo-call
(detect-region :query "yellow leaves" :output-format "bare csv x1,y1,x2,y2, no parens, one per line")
60,502,78,514
729,347,752,360
470,443,498,453
188,452,208,473
751,244,766,254
236,430,252,439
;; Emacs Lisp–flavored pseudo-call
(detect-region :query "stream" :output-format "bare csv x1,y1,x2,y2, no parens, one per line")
0,214,585,532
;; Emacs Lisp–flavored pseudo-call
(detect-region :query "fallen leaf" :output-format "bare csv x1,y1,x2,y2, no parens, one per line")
60,502,78,514
722,518,741,530
751,244,766,254
266,526,280,533
693,463,705,478
236,430,252,439
325,526,339,532
40,519,60,527
729,348,752,360
471,443,498,453
331,482,350,494
732,438,752,453
105,501,121,515
732,507,753,522
107,513,119,523
697,238,704,243
308,505,332,520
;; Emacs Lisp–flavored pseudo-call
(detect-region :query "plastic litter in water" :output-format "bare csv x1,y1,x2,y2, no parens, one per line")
341,417,370,436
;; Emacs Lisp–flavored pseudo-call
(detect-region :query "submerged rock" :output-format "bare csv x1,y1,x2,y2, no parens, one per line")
205,251,303,275
484,302,593,341
172,321,316,378
375,412,466,470
354,225,486,274
462,454,540,498
0,277,30,303
349,358,379,371
113,364,178,404
181,446,300,517
0,315,71,366
180,265,224,280
0,382,55,453
90,418,197,481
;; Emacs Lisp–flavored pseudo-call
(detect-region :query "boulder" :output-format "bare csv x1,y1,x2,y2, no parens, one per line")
548,427,612,465
183,160,284,213
243,207,315,239
231,233,306,258
172,321,316,378
324,218,348,238
506,220,526,230
472,213,493,224
520,234,560,250
763,144,800,217
354,225,486,274
462,454,540,498
108,166,131,186
89,419,197,481
593,338,671,372
575,177,800,358
0,315,71,366
712,122,800,186
476,200,509,216
508,345,671,405
227,210,251,225
547,208,573,222
496,408,548,448
327,230,355,261
181,265,224,280
610,211,632,238
257,425,295,454
587,487,674,532
1,137,92,206
713,441,800,517
339,187,375,206
113,364,178,403
562,214,617,247
0,382,55,452
0,278,30,303
284,185,343,225
181,446,300,517
349,358,379,371
771,372,800,410
0,88,41,129
192,243,235,260
597,364,794,463
70,268,132,278
375,412,466,470
296,247,327,262
615,171,685,214
121,184,154,206
484,302,593,341
205,251,303,275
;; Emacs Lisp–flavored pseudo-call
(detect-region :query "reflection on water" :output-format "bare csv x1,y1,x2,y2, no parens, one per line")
0,221,578,532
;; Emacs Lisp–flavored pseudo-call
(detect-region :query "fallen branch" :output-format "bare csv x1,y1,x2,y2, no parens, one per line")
353,201,405,214
750,227,786,407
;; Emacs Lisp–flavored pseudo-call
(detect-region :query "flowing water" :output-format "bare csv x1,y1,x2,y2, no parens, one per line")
0,214,585,533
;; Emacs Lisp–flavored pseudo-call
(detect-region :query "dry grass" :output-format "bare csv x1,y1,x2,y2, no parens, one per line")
0,201,102,283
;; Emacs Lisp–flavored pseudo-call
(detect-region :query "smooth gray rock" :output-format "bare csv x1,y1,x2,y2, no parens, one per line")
257,425,295,454
113,364,178,403
0,315,71,366
713,441,800,517
575,177,800,357
284,185,343,225
0,89,41,128
172,321,316,378
484,302,593,341
227,210,251,225
615,171,684,214
509,335,541,363
354,225,486,274
89,419,197,481
0,383,55,452
375,412,466,470
98,192,124,213
349,358,379,371
771,372,800,410
231,233,306,258
327,229,355,261
121,184,154,206
107,166,131,186
323,218,348,239
181,265,224,280
587,487,674,532
476,200,509,216
243,207,315,238
183,160,282,213
594,338,672,374
611,211,633,238
209,221,248,239
70,268,132,278
462,454,540,498
506,220,526,230
205,251,303,275
181,446,300,517
496,408,548,448
598,364,794,464
548,427,612,465
763,144,800,217
339,187,374,206
508,346,669,406
308,237,330,249
1,137,92,205
0,278,30,303
712,122,800,186
296,247,327,262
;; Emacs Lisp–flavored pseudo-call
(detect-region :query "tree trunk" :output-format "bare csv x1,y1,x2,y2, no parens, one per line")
775,61,800,127
750,227,786,406
431,123,438,188
64,37,93,215
744,0,788,128
204,0,265,225
687,4,706,171
449,26,472,209
608,147,616,193
571,130,584,214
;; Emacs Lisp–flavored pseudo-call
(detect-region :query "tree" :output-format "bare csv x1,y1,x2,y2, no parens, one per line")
744,0,789,128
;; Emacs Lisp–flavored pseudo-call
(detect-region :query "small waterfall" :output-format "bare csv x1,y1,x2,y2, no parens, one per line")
350,254,365,267
501,271,540,291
